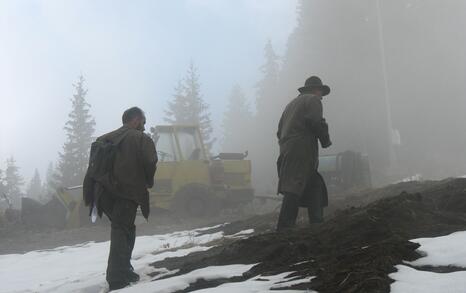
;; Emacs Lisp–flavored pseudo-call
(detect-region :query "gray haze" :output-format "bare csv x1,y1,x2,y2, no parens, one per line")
2,0,466,192
0,0,297,183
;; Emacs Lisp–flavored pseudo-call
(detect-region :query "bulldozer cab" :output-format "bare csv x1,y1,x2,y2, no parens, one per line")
154,125,208,162
150,124,254,216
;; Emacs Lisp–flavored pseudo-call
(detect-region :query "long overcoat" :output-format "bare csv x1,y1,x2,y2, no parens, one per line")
276,93,329,207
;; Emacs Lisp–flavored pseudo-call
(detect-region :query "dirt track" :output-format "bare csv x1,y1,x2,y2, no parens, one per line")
0,212,246,255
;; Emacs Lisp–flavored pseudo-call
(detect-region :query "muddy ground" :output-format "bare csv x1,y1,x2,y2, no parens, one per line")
148,178,466,292
0,210,251,254
0,179,451,255
1,177,464,293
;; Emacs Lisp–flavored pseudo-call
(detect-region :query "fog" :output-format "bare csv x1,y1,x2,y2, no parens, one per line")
249,0,466,191
0,0,297,182
1,0,466,193
3,2,466,291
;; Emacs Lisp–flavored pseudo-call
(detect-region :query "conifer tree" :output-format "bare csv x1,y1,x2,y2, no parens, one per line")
255,40,280,119
221,85,253,152
44,162,58,192
4,156,24,207
164,63,215,152
0,168,5,195
57,75,95,187
26,169,42,200
164,81,190,124
250,40,281,192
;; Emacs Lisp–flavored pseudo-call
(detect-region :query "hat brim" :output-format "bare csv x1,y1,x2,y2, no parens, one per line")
298,85,330,96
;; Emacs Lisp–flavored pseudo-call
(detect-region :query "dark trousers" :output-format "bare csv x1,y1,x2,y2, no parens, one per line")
277,192,323,231
100,195,138,284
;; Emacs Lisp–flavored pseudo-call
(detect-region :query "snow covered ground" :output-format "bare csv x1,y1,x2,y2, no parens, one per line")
8,221,466,292
390,231,466,293
0,225,312,292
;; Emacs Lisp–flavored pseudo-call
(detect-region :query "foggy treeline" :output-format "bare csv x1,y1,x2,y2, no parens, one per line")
164,63,215,153
225,0,466,192
2,0,466,203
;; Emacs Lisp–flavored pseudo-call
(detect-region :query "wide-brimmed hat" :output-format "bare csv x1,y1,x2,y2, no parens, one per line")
298,76,330,96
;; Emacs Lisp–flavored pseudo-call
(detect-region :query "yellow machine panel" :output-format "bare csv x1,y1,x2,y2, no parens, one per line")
149,124,254,216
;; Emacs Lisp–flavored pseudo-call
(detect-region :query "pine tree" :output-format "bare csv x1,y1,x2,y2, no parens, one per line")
221,85,253,152
4,156,24,207
250,40,282,192
164,63,215,152
0,168,5,195
44,162,58,192
57,75,95,187
164,81,191,124
26,169,42,200
255,40,280,118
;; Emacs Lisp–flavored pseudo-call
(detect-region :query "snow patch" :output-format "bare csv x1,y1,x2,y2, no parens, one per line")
194,272,315,292
0,226,224,293
396,174,423,183
408,231,466,268
390,265,466,293
0,222,314,292
121,264,256,293
390,230,466,292
224,229,255,239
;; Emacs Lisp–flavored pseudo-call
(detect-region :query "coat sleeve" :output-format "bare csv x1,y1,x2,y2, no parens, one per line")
305,96,332,147
141,134,158,188
304,96,323,124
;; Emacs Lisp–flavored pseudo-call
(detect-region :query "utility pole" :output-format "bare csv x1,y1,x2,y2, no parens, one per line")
375,0,398,177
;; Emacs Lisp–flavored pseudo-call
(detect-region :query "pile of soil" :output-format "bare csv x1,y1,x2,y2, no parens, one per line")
150,178,466,293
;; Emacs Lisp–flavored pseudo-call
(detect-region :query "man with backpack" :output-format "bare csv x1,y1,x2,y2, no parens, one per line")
84,107,157,291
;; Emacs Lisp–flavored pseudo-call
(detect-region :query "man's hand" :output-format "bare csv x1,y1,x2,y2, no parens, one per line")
308,118,327,137
314,119,332,148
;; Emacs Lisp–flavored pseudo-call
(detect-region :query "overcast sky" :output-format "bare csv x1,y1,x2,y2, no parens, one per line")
0,0,298,182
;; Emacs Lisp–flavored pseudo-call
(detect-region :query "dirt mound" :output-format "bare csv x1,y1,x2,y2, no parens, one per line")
150,178,466,292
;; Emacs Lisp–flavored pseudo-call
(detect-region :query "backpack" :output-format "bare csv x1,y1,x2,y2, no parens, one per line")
83,131,129,214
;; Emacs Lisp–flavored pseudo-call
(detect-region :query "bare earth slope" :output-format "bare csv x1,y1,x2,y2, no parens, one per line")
149,178,466,292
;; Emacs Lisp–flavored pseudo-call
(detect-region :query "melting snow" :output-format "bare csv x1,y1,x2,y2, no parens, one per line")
0,226,223,293
122,264,257,293
390,231,466,293
0,225,311,292
194,272,315,293
390,265,466,293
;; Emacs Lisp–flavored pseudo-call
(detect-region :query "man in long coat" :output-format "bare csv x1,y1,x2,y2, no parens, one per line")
276,76,332,231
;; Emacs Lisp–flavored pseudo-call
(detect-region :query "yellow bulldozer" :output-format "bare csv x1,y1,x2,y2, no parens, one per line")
149,124,254,217
21,124,254,228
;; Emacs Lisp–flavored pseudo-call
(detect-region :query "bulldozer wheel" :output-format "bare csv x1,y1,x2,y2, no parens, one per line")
173,184,219,218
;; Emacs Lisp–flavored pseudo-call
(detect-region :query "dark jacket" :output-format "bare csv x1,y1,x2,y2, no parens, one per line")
276,93,329,207
98,125,157,218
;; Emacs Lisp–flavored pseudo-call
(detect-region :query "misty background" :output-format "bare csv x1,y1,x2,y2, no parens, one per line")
1,0,466,201
0,0,297,178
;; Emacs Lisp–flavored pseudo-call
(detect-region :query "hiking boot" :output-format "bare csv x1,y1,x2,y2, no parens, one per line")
109,281,130,291
126,270,140,283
